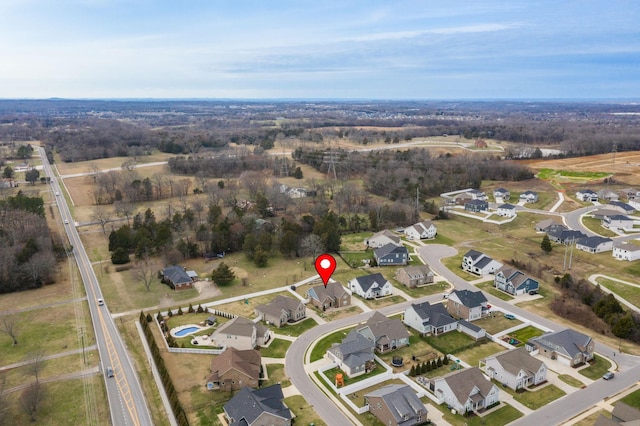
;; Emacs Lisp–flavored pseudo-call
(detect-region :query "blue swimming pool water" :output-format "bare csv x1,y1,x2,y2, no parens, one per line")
174,326,199,337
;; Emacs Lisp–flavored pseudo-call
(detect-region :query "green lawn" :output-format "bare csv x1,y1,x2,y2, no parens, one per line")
620,388,640,408
400,281,451,299
473,315,523,335
597,278,640,309
579,355,612,380
339,251,374,268
437,402,523,426
260,338,292,358
475,281,514,301
423,331,477,355
558,374,585,388
263,363,291,387
513,384,566,410
310,328,353,362
324,361,387,386
377,333,441,372
456,341,505,367
581,217,617,237
165,312,212,328
285,395,327,426
276,317,318,337
508,326,545,347
362,295,406,309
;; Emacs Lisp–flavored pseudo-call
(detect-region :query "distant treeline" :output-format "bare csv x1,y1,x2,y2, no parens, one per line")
1,99,640,162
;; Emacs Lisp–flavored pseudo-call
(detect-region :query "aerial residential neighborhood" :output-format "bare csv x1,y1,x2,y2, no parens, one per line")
4,98,640,426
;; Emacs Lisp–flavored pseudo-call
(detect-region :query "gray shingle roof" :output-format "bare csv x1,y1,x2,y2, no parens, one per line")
224,384,291,426
576,235,613,248
354,273,388,292
458,319,482,333
215,317,257,338
328,330,374,369
440,367,496,407
374,243,408,259
365,384,427,422
498,203,516,210
491,347,544,377
451,289,487,308
411,302,457,328
255,295,302,318
463,249,482,260
162,265,192,285
360,312,409,343
529,329,592,359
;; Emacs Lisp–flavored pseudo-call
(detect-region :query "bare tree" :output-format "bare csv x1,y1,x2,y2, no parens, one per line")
191,198,205,224
92,206,111,234
20,381,43,422
114,201,135,226
239,170,269,199
121,159,137,171
1,317,18,345
300,234,324,260
24,350,46,383
132,257,159,292
87,163,101,183
21,252,56,288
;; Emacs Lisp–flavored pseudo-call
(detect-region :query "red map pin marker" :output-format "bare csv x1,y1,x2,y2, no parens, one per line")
315,254,337,287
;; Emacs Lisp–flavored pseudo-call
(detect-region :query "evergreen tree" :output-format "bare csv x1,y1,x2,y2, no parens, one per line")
541,235,552,253
111,247,130,264
425,362,431,372
437,357,443,368
211,262,236,286
409,365,416,377
177,307,183,316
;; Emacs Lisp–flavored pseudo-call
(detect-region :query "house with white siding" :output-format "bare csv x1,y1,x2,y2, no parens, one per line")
462,250,503,276
480,347,547,391
348,273,393,299
496,204,517,217
365,230,401,248
612,241,640,261
404,220,437,240
403,302,458,336
576,236,614,253
576,189,599,202
432,367,500,415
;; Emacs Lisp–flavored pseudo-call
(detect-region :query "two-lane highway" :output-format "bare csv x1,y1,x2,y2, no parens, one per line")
39,147,153,426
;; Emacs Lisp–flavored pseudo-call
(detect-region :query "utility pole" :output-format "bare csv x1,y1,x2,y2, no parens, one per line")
568,237,575,270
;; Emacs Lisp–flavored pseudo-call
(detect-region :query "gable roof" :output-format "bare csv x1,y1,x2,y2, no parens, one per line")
491,347,544,377
494,187,509,194
360,312,409,343
309,280,347,302
529,329,592,359
463,249,483,260
224,384,291,426
521,190,537,196
328,329,375,368
369,230,401,245
365,384,426,422
162,265,192,285
609,200,634,210
498,203,516,210
353,273,389,292
450,289,487,308
440,367,496,406
605,214,632,221
215,316,257,338
548,228,587,241
465,199,488,206
535,218,564,231
374,243,409,259
398,265,432,278
611,401,640,422
208,347,261,383
614,241,640,252
576,235,613,248
256,295,303,318
410,301,458,328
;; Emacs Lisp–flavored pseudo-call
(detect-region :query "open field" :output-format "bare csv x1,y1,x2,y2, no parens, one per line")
473,315,523,335
456,341,505,367
526,151,640,186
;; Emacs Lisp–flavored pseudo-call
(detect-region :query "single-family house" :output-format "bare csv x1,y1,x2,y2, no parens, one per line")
365,384,429,426
547,228,588,244
394,265,434,288
223,384,292,426
160,265,194,290
612,241,640,261
493,188,510,200
464,199,489,213
480,347,547,391
519,191,538,203
404,220,437,240
454,193,473,206
535,219,565,233
211,316,272,350
374,243,409,266
598,188,619,202
462,250,503,275
468,189,488,200
357,312,410,353
365,230,401,248
611,402,640,423
619,188,640,201
591,208,624,220
609,200,635,214
576,236,614,253
494,266,540,296
496,204,516,217
432,367,500,414
307,281,351,310
206,347,261,391
327,330,375,377
403,302,458,336
603,214,634,231
526,329,594,367
446,289,489,321
255,295,306,327
576,189,599,202
349,273,393,299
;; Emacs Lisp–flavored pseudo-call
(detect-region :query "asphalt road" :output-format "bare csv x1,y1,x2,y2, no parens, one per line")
39,147,153,426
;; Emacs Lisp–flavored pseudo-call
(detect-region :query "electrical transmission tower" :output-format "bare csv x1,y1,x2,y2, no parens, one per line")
323,143,338,180
279,147,289,177
610,142,617,184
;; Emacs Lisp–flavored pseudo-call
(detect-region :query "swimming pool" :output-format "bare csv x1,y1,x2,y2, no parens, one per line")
174,326,200,337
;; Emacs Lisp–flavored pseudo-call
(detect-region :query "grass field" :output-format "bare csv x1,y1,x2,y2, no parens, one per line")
285,395,327,426
437,402,523,426
597,278,640,309
455,341,505,367
423,331,476,355
318,305,364,321
275,317,318,337
260,338,291,358
475,281,514,301
264,363,291,387
473,315,523,335
512,384,566,409
620,388,640,408
579,355,612,380
362,295,406,309
508,325,545,347
558,374,585,388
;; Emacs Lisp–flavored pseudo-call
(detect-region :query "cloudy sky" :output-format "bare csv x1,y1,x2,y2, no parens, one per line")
1,0,638,99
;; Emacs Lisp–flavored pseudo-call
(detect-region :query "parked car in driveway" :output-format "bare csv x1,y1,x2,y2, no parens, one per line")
603,372,615,380
504,313,516,320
